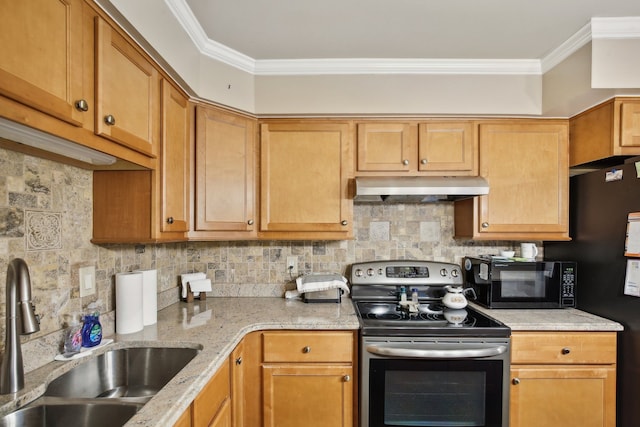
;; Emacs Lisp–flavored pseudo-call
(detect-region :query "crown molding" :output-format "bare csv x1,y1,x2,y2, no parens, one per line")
164,0,640,76
591,16,640,38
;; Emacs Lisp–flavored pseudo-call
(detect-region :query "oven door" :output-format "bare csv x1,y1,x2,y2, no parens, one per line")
361,337,510,427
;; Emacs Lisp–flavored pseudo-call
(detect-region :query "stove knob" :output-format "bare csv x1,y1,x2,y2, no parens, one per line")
440,268,447,277
378,268,384,276
355,269,364,277
367,268,375,276
451,269,459,278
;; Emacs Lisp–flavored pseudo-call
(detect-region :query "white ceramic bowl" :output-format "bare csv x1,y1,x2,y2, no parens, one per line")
500,250,515,258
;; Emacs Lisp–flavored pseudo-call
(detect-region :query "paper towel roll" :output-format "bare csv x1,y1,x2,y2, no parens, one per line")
115,272,144,334
135,269,157,326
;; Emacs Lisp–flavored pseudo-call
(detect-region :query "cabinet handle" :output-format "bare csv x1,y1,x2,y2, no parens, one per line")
343,375,351,382
402,159,409,166
481,222,489,228
512,378,520,385
420,159,428,165
104,114,116,126
341,220,348,226
561,347,571,355
302,346,311,353
166,217,174,224
75,99,89,112
247,219,254,225
235,357,243,365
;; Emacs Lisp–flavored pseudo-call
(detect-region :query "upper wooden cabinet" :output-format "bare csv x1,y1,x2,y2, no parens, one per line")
0,0,87,127
570,97,640,167
356,121,477,176
157,80,191,236
454,121,570,241
259,121,353,240
0,0,161,168
356,122,413,173
418,122,476,174
95,17,160,158
190,105,257,240
92,81,191,243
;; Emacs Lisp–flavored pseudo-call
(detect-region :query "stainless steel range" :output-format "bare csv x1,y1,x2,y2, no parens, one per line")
351,260,511,427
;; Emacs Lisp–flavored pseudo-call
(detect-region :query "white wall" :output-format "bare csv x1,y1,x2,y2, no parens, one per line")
592,38,640,89
255,73,541,116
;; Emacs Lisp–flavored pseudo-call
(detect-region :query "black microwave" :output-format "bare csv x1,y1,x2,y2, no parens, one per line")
463,256,576,309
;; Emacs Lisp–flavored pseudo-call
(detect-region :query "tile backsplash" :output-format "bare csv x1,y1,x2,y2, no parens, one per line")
0,147,514,372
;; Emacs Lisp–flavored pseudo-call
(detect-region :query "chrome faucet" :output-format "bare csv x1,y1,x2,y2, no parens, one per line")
1,258,40,394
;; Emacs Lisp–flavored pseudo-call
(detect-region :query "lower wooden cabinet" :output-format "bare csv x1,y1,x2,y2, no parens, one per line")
510,332,617,427
261,331,355,427
192,361,231,427
175,330,356,427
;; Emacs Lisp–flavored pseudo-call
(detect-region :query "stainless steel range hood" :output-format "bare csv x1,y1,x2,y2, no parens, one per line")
354,176,489,203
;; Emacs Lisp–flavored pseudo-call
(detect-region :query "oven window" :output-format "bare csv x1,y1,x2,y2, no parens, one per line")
370,359,503,427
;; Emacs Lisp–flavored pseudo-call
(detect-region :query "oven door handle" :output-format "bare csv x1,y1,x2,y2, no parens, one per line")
366,345,508,359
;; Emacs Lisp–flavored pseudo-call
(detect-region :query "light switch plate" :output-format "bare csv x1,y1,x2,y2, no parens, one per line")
79,265,96,297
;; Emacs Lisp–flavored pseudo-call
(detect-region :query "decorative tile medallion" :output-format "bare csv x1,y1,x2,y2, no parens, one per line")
25,210,62,251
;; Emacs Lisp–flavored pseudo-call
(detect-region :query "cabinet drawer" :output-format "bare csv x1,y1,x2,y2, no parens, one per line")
511,332,616,364
263,331,353,363
193,362,230,427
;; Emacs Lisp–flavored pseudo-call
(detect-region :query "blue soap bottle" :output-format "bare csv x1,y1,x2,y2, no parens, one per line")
81,303,103,348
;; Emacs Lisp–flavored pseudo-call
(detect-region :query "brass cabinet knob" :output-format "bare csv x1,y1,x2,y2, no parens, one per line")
481,222,489,228
247,219,254,225
402,159,409,165
302,346,311,353
420,159,428,164
166,217,174,224
104,114,116,126
341,220,348,226
75,99,89,112
512,378,520,385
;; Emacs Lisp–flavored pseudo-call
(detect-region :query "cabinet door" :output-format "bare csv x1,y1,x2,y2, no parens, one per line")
193,362,231,427
510,366,616,427
620,101,640,147
159,80,190,236
476,123,568,236
230,341,244,427
193,106,256,236
95,18,159,157
418,122,476,174
260,122,352,238
357,122,413,172
0,0,87,126
262,365,353,427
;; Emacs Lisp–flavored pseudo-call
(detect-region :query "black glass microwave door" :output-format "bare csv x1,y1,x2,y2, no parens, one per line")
493,264,559,303
369,359,503,427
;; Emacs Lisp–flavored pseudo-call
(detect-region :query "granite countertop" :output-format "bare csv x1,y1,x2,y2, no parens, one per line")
0,297,623,426
471,304,624,332
0,297,359,427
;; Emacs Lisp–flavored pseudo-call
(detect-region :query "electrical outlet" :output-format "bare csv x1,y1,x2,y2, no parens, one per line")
79,265,96,297
286,256,298,275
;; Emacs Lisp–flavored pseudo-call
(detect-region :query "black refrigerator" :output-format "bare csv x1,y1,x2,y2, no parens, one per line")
545,159,640,427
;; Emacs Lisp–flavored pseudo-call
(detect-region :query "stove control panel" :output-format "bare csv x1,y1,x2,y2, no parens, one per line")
351,260,463,286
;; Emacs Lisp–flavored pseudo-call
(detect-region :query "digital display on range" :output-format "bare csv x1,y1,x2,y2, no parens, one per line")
386,266,430,278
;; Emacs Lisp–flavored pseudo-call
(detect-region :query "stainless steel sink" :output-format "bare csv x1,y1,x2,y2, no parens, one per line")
0,400,142,427
0,346,199,426
44,347,199,401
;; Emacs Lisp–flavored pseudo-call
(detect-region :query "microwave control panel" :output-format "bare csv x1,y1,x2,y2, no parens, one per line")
560,263,576,306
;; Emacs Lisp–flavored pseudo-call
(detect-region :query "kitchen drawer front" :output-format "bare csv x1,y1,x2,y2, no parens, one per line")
262,331,354,363
511,332,616,364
